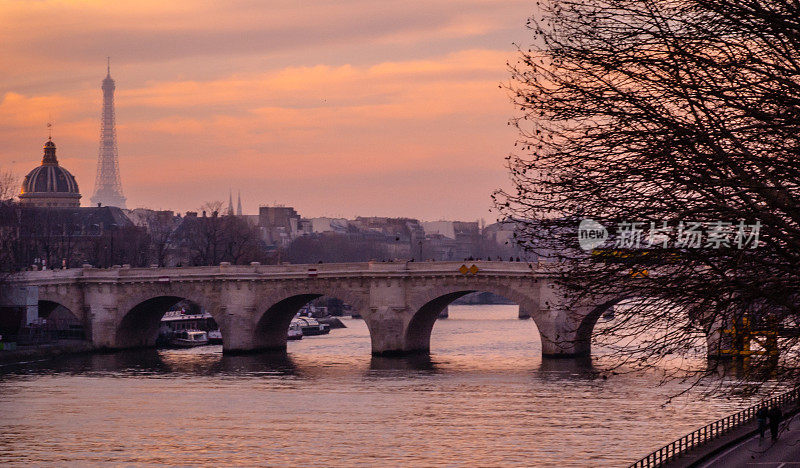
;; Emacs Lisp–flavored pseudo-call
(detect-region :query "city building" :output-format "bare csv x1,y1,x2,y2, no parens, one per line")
258,206,303,247
6,203,145,270
19,139,82,208
309,217,350,234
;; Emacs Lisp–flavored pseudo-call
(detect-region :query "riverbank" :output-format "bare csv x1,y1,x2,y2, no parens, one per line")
693,410,800,467
0,340,95,367
650,389,800,468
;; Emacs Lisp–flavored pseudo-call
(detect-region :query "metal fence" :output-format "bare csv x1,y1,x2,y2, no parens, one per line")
629,387,800,468
2,320,85,346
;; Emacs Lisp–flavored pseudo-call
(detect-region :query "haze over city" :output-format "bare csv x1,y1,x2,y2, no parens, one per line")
0,0,536,220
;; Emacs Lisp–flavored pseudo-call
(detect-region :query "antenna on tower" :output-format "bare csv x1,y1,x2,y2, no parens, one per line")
107,56,110,75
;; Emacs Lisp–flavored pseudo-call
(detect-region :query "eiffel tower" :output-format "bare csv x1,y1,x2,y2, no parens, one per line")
91,59,126,208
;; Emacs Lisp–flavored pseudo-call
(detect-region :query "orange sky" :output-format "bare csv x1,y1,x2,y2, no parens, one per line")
0,0,534,221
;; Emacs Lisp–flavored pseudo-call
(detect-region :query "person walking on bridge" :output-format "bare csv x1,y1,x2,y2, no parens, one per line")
768,406,782,442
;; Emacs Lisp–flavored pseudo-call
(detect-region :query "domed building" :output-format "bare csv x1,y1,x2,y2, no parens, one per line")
19,139,81,207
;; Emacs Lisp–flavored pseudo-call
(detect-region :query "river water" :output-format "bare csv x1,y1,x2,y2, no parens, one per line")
0,305,762,466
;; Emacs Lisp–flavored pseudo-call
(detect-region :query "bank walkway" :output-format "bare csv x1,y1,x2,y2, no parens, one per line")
632,388,800,468
695,415,800,468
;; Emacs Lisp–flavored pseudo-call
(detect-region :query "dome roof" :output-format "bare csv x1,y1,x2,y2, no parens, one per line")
20,139,81,198
21,165,80,195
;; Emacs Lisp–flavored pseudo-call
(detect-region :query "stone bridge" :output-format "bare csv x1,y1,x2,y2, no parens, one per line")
3,261,714,358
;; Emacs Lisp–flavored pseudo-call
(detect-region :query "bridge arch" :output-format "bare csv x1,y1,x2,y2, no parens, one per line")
404,281,542,354
248,283,368,352
113,285,222,349
573,296,720,359
38,300,86,339
572,296,629,357
36,288,85,324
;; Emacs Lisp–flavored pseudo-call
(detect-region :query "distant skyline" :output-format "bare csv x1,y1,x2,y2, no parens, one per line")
0,1,535,221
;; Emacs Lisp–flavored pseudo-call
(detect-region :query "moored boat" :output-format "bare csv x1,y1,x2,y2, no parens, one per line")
170,329,209,347
158,308,219,347
207,329,223,344
292,317,330,336
287,322,303,340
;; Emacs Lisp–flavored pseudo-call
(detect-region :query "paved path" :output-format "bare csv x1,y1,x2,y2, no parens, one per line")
699,414,800,467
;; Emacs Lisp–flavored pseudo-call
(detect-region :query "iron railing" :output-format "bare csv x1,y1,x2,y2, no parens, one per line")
2,321,85,346
629,387,800,468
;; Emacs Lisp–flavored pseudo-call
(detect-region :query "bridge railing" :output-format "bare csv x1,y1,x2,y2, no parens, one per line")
11,260,558,283
629,386,800,468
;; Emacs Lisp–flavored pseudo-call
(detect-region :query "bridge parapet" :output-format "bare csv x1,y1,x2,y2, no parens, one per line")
10,261,558,284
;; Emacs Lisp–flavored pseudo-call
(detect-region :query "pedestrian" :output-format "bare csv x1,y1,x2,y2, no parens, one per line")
756,406,768,439
768,406,782,441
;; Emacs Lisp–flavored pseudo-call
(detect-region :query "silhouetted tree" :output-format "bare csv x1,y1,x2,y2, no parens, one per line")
0,169,17,202
498,0,800,392
0,171,19,273
139,210,179,267
176,201,268,266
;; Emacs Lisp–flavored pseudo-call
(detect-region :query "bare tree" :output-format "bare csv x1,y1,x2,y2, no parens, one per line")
199,200,224,217
0,169,18,202
185,202,227,266
220,215,268,264
498,0,800,392
142,211,178,267
175,201,268,266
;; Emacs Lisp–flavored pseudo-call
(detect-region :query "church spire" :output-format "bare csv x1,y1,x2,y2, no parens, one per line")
236,191,243,216
227,189,234,216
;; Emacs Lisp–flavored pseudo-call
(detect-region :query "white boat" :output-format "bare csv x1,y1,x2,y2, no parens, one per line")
207,329,223,344
291,317,330,336
287,322,303,340
170,329,209,347
158,309,219,347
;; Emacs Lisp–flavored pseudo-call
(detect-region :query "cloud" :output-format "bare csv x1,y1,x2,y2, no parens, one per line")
0,1,533,220
0,1,533,82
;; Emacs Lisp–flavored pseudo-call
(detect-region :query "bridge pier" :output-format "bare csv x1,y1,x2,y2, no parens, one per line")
220,306,276,354
537,308,590,358
87,302,122,349
535,283,595,358
363,307,416,356
704,314,749,360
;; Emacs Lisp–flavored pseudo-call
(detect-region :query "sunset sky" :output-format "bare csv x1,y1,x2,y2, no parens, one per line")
0,1,535,221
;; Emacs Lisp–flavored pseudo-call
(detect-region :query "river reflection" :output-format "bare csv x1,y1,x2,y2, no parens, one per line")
368,354,438,373
0,305,770,466
537,356,598,379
